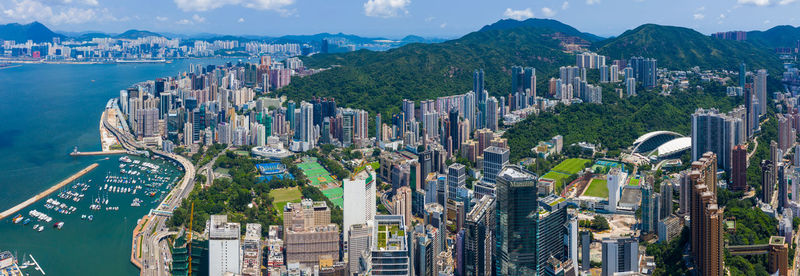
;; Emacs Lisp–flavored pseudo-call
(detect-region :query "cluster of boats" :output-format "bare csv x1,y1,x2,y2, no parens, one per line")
101,183,138,194
57,190,85,202
44,198,77,214
131,198,142,207
12,211,62,232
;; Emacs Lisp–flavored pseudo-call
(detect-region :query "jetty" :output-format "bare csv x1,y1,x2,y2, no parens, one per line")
0,163,99,221
70,150,127,156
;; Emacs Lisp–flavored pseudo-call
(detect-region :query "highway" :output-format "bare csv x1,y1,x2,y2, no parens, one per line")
100,108,197,276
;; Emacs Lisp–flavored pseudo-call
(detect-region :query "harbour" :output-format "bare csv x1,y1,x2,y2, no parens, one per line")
0,163,98,221
0,58,238,275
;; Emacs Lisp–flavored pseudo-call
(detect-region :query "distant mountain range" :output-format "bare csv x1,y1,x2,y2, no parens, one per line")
479,18,604,42
0,22,65,43
0,22,445,45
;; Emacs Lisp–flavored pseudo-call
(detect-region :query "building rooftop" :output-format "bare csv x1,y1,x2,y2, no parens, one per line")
209,215,240,239
374,215,407,252
498,165,537,182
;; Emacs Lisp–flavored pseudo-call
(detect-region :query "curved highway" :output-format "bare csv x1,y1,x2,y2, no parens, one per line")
101,108,196,276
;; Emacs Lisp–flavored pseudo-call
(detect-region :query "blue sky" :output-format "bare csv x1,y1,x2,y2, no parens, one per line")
0,0,798,38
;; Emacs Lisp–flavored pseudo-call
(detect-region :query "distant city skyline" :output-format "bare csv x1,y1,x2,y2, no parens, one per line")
1,0,800,38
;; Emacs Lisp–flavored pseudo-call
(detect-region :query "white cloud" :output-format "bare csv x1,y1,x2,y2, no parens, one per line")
738,0,770,5
764,19,771,24
173,0,294,12
541,7,555,17
175,14,205,25
693,13,705,20
718,14,726,19
439,23,446,28
503,8,534,20
191,13,205,23
363,0,410,18
561,1,569,10
586,0,599,5
156,16,168,21
2,0,116,25
736,0,795,5
237,17,244,22
424,16,435,22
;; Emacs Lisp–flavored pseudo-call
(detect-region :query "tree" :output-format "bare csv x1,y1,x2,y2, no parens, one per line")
592,215,610,231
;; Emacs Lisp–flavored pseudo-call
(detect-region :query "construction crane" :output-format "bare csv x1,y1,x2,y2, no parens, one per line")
188,201,194,276
351,159,368,181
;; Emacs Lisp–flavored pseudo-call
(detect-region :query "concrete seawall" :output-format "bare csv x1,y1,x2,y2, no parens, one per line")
0,163,99,221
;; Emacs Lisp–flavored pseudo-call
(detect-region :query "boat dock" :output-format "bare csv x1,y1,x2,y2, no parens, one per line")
0,163,99,221
30,254,45,275
69,150,127,156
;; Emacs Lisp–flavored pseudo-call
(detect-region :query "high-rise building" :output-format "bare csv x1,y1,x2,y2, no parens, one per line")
777,114,795,152
625,78,636,96
599,65,609,83
448,163,466,202
464,196,495,276
495,165,540,275
689,152,724,276
641,181,657,234
581,232,591,271
512,66,536,108
475,146,509,198
208,215,241,276
731,144,748,191
739,63,747,89
610,64,619,83
660,180,674,219
601,237,639,276
495,166,571,275
763,160,774,204
778,163,788,210
606,167,626,212
371,215,410,275
241,224,262,276
691,108,745,171
643,58,657,88
485,97,498,131
344,167,377,245
474,69,485,102
756,69,768,117
348,223,373,275
283,200,339,267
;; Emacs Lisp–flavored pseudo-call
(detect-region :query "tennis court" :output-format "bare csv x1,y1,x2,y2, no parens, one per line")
298,157,336,188
323,187,345,208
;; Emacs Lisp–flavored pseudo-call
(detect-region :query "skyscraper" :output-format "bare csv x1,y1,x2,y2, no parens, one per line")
731,144,748,191
371,215,410,275
511,66,536,108
209,215,241,276
485,97,498,131
691,108,745,171
756,69,768,117
494,166,570,275
464,196,495,276
625,78,636,96
689,152,724,276
763,160,774,204
739,63,747,89
601,237,639,276
343,167,377,245
641,182,657,234
474,69,485,103
475,146,509,198
447,163,466,202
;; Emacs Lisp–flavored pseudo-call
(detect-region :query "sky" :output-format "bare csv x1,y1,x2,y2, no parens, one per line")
0,0,799,38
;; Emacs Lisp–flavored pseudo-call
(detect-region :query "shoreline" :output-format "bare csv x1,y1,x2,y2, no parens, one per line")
0,163,99,221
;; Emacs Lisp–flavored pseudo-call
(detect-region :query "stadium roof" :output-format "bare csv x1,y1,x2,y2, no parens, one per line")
632,131,684,153
656,137,692,157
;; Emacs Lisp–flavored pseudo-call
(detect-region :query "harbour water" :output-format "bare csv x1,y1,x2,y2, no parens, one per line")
0,58,244,275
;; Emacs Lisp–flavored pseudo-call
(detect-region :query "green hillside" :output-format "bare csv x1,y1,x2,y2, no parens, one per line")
593,24,783,73
746,25,800,49
278,26,574,116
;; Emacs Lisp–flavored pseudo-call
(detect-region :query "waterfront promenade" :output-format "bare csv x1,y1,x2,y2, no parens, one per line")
0,163,99,221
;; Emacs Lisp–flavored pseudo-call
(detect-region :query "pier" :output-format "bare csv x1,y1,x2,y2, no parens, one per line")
69,150,127,156
0,163,99,221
